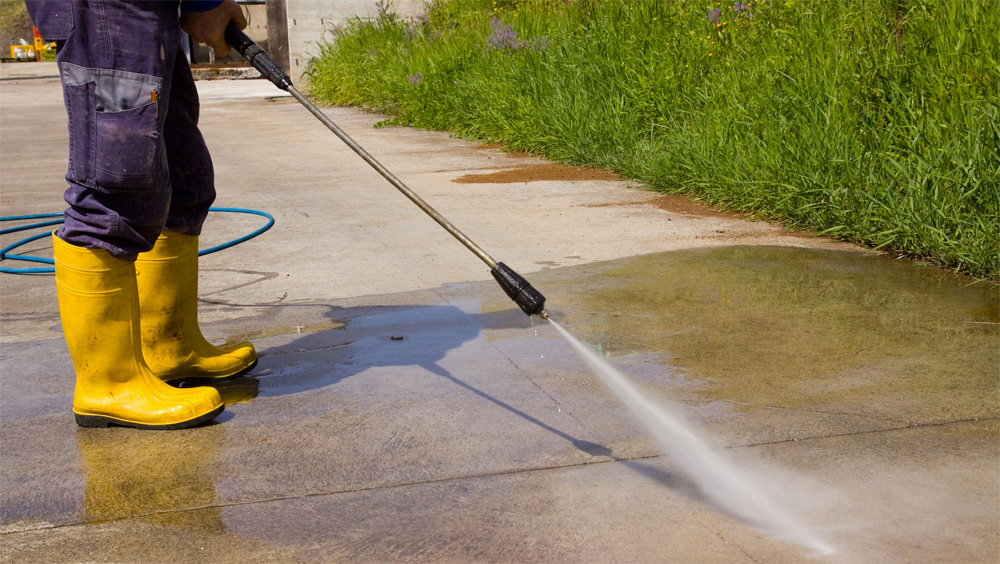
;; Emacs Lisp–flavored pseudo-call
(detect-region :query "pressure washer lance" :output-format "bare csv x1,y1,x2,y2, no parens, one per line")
225,24,547,319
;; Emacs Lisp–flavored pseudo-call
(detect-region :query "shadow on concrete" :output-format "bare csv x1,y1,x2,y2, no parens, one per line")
422,361,613,458
221,302,615,460
90,297,716,529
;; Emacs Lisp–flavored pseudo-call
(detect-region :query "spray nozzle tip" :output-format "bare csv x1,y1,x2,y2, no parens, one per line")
491,262,546,317
538,310,550,320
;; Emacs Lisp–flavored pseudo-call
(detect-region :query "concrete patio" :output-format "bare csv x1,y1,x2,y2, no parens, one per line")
1,62,997,563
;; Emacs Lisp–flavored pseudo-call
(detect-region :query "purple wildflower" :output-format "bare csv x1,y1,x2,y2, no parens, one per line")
706,9,722,25
529,37,549,51
487,17,522,50
733,2,755,18
486,17,549,52
407,72,423,85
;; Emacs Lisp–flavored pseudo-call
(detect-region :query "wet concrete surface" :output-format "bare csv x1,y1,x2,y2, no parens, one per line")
3,246,998,562
2,65,998,562
541,246,1000,427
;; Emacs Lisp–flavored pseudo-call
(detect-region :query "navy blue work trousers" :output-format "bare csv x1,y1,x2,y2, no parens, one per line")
27,0,216,259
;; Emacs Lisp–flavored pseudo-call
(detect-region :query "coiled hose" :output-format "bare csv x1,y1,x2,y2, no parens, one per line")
0,208,274,274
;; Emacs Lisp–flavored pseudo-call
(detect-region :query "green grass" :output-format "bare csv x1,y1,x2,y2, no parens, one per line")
308,0,1000,279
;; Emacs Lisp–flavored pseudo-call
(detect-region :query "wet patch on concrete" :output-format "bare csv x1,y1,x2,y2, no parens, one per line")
521,246,999,424
2,246,997,561
453,163,620,184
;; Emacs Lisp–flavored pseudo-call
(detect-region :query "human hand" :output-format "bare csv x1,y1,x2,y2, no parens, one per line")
180,0,248,58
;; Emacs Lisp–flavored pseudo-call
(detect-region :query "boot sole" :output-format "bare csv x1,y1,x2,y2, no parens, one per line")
163,358,259,387
74,404,225,430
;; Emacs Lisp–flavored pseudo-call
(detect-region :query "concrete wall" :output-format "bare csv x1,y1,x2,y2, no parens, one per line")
280,0,424,85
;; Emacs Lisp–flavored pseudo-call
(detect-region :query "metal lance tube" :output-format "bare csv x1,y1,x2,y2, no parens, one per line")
283,85,498,268
224,23,547,318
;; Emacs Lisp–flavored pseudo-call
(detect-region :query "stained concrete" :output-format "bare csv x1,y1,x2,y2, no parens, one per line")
1,64,998,563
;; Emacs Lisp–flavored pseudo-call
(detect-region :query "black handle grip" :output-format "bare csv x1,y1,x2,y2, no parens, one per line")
224,21,292,91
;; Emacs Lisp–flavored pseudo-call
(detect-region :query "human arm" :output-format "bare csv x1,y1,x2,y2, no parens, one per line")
180,0,247,58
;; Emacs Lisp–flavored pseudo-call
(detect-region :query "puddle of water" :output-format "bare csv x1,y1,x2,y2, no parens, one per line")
540,246,999,422
549,318,836,555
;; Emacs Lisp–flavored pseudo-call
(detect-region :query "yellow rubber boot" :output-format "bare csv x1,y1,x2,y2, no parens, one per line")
135,230,257,383
52,235,224,430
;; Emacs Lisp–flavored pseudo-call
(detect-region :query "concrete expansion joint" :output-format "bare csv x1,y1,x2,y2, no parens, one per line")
695,517,763,564
3,416,995,538
728,415,1000,450
719,399,904,423
0,75,61,82
258,340,353,357
489,338,575,420
0,456,650,536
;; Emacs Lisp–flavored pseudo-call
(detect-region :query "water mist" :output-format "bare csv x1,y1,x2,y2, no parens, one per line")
548,319,835,556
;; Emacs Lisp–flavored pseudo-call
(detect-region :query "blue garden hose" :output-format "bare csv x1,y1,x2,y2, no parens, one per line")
0,207,274,274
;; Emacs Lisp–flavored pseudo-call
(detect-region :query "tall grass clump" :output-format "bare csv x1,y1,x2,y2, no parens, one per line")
309,0,1000,279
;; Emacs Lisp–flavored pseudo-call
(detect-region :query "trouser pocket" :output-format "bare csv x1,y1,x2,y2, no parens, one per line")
59,62,166,191
95,102,167,191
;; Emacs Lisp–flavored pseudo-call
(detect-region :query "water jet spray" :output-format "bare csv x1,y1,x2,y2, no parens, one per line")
225,25,547,319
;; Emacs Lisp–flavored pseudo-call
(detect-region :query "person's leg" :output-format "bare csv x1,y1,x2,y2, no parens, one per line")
53,0,182,259
162,45,215,236
28,0,224,428
134,43,258,383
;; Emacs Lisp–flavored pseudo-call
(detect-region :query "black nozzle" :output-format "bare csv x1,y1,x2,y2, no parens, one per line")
224,22,293,91
491,262,546,317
